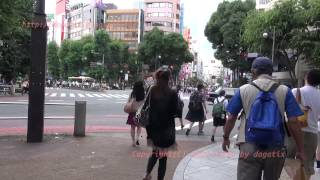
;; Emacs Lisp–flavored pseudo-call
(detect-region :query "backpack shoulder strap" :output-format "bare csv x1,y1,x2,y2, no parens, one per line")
251,82,279,93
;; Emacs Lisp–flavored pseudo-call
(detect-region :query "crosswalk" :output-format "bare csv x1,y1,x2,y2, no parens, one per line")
45,92,129,99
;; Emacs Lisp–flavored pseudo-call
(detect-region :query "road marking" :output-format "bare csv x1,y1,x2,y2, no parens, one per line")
93,94,102,98
60,93,66,97
85,94,94,97
116,101,127,104
50,93,57,97
100,94,111,98
175,118,213,131
70,93,75,97
17,100,28,102
118,95,129,98
78,93,85,97
45,93,49,96
97,99,108,101
49,100,64,102
108,94,117,98
112,94,123,98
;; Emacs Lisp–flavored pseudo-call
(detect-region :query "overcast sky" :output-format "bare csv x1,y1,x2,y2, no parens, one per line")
45,0,223,61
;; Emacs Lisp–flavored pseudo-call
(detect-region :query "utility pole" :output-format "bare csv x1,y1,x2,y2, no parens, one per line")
27,0,47,142
271,26,276,71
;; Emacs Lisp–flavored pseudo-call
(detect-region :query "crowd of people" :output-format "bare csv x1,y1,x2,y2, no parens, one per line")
124,57,320,180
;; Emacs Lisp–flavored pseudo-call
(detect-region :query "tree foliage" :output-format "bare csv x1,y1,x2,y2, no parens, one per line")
204,0,255,72
47,41,60,79
0,0,33,82
138,28,194,71
242,0,320,78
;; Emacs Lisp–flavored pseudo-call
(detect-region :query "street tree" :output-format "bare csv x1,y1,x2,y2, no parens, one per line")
47,41,60,79
204,0,255,80
0,0,33,82
138,28,193,72
242,0,320,83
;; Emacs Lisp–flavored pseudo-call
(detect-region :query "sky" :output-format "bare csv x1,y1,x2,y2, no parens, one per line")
45,0,223,61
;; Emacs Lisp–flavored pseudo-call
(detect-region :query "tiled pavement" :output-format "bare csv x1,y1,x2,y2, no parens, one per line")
173,142,320,180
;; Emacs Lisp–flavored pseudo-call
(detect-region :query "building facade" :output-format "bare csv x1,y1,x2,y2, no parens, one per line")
105,9,144,52
144,0,181,33
54,0,69,45
66,3,107,40
256,0,280,10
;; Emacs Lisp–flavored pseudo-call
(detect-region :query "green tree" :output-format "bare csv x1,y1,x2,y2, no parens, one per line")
47,41,60,79
242,0,320,83
0,0,33,82
138,28,193,72
204,0,255,79
58,40,72,79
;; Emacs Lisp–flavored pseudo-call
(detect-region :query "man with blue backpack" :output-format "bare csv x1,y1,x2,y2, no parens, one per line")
222,57,306,180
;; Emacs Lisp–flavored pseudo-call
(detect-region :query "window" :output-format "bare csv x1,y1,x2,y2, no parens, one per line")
152,3,160,8
158,12,165,17
147,3,152,8
160,3,166,8
168,3,173,8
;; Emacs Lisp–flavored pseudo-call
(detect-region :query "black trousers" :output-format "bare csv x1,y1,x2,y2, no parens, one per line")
146,149,167,180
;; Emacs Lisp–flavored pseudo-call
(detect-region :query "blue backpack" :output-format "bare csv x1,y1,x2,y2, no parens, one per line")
245,83,285,147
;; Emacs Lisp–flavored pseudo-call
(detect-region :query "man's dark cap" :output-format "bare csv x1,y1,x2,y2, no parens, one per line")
251,57,273,71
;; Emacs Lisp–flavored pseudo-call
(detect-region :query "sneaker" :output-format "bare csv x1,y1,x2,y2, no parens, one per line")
211,135,215,142
142,174,152,180
136,140,140,146
186,129,190,136
316,168,320,174
181,124,184,129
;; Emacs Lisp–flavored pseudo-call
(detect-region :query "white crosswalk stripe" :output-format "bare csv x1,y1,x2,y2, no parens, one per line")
85,94,94,97
44,92,132,99
93,94,102,98
101,94,111,98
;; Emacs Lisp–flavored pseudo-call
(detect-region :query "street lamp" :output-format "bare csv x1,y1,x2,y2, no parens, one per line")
157,55,162,69
263,26,276,70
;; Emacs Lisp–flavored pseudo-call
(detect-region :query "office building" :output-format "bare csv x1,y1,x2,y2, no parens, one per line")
144,0,181,33
105,9,144,51
256,0,280,10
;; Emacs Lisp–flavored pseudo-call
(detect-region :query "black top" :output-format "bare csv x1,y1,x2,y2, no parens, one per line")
146,86,178,148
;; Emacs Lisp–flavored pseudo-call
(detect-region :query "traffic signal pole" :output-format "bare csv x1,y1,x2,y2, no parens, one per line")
27,0,47,142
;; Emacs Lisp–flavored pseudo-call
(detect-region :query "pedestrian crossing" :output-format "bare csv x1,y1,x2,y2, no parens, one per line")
44,92,130,99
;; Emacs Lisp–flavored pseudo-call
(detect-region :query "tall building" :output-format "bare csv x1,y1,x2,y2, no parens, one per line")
105,9,144,52
65,2,117,41
179,3,184,34
54,0,69,45
144,0,181,33
256,0,280,10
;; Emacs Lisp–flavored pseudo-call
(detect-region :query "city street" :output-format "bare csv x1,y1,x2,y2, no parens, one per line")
0,88,237,140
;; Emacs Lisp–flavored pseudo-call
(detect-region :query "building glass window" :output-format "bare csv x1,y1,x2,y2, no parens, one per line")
168,3,173,8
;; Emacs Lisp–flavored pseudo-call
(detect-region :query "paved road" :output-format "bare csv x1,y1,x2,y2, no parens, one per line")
0,88,237,141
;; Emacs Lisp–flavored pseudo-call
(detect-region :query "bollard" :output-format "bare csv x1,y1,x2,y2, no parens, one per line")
74,101,86,137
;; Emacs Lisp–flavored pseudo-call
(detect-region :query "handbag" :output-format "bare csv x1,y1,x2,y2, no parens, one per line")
296,88,310,128
124,97,134,113
135,86,152,127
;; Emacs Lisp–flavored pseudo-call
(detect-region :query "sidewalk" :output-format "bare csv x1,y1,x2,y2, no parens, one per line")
173,141,320,180
0,132,210,180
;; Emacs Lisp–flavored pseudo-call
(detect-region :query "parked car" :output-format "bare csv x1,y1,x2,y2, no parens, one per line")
207,87,238,102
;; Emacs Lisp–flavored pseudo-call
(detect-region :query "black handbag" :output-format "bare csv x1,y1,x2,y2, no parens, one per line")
135,86,152,127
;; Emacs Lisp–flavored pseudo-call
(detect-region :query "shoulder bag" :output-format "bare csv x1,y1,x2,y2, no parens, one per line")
135,86,152,127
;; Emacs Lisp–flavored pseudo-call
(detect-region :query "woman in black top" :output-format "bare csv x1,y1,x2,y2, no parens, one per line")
143,66,178,180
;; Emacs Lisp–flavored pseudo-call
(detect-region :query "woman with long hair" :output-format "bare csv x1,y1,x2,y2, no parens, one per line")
126,81,145,147
142,66,178,180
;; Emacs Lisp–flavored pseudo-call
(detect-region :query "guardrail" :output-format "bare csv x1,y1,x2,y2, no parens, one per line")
0,101,87,137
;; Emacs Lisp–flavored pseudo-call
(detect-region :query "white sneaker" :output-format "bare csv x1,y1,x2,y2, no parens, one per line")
315,167,320,174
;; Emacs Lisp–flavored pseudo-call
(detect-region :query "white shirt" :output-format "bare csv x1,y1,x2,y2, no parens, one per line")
213,96,228,110
292,85,320,134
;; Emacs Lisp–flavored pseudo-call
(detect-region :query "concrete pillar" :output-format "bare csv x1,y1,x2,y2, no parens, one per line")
74,101,86,137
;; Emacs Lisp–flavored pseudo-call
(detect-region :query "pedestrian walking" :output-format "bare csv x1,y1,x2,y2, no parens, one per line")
223,57,305,180
211,90,228,142
175,85,185,129
291,69,320,179
185,84,208,136
142,66,178,180
125,81,145,147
